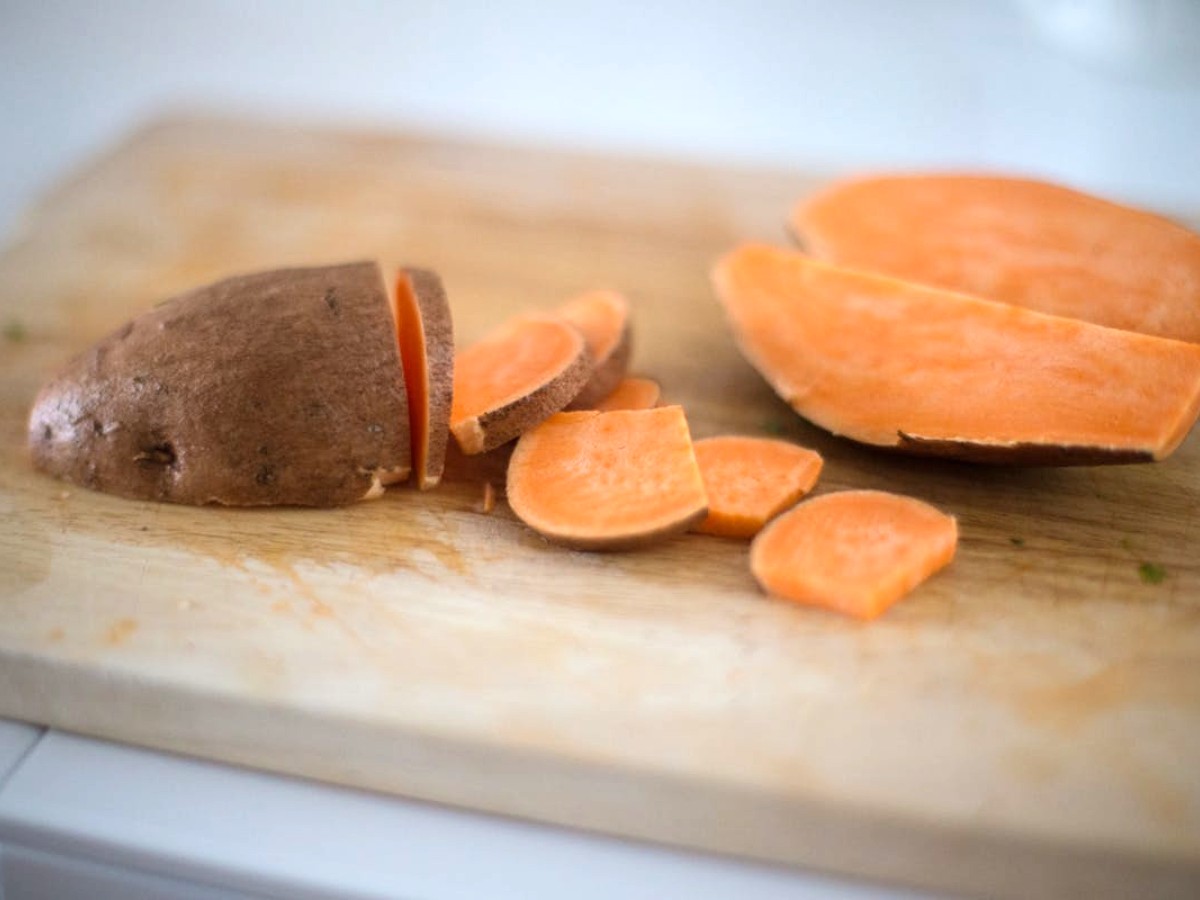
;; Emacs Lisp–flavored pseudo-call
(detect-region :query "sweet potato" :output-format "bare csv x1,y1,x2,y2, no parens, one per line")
713,244,1200,464
594,376,661,412
450,316,593,455
750,490,957,620
692,436,823,538
394,267,453,490
792,174,1200,343
28,261,411,506
558,291,633,409
506,406,708,550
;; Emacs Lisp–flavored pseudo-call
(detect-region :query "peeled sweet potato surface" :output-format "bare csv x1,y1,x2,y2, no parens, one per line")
714,244,1200,464
793,175,1200,343
28,261,411,506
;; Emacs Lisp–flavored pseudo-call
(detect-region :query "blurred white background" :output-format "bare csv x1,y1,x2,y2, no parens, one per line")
2,0,1199,237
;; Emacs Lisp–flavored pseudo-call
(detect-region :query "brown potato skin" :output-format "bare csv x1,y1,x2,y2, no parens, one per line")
895,433,1152,466
28,261,411,507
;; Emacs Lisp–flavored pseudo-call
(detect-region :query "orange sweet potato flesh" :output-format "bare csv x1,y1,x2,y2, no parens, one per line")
692,436,823,538
450,316,593,455
792,174,1200,343
751,490,957,620
506,406,708,550
394,267,454,490
593,376,660,412
558,291,633,409
714,244,1200,464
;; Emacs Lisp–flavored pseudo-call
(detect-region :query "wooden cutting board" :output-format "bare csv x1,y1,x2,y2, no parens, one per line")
1,116,1197,899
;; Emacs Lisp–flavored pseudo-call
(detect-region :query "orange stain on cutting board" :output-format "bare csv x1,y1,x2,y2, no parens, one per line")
105,618,138,645
1016,655,1200,733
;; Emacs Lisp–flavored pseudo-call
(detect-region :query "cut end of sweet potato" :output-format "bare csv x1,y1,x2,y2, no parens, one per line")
593,376,661,412
713,243,1200,465
750,490,957,620
557,290,633,409
506,406,708,551
28,261,411,507
791,173,1200,343
692,436,823,538
394,266,454,490
450,315,593,455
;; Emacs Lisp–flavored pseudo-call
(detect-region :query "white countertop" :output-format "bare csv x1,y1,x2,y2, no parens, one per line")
0,723,921,899
3,2,1197,896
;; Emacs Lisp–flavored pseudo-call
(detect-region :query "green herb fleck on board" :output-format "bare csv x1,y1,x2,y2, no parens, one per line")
2,319,26,343
1138,562,1167,585
762,417,786,436
1009,537,1025,547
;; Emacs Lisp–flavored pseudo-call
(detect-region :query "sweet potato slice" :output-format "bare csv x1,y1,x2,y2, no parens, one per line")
750,490,957,620
506,406,708,550
713,244,1200,464
28,261,410,506
792,174,1200,342
593,376,661,412
394,267,454,489
558,290,633,408
692,436,823,538
450,316,593,455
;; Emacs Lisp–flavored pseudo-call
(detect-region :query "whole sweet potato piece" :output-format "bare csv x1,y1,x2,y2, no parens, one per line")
28,261,411,506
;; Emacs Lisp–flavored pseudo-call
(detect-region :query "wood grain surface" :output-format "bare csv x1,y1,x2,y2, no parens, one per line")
1,116,1198,899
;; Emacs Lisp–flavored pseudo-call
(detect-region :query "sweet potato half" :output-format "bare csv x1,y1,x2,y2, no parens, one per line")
792,174,1200,343
29,261,413,506
713,244,1200,464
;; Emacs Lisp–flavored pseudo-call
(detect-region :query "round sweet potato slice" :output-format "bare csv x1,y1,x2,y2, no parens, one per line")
28,261,411,506
558,290,633,409
507,406,708,550
691,435,823,538
750,490,957,620
450,316,593,455
394,267,454,490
